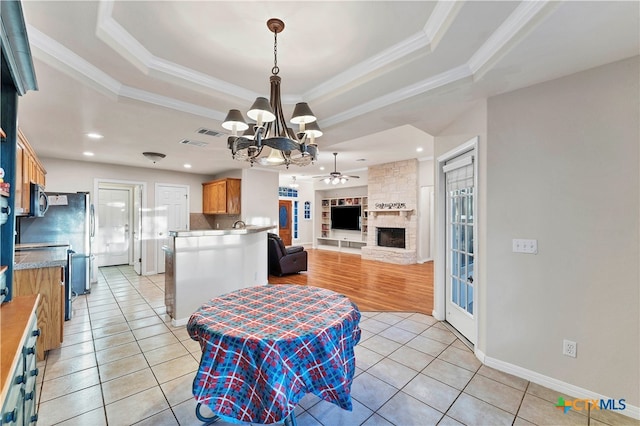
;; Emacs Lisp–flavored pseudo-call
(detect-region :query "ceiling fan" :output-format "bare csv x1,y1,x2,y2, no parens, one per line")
315,152,360,185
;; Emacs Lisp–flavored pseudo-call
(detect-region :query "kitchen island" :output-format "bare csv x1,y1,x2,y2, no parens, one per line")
163,225,273,326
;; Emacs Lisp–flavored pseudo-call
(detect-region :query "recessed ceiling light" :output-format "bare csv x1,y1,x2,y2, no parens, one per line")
83,151,94,156
87,133,103,139
319,166,325,171
416,147,424,153
183,164,192,169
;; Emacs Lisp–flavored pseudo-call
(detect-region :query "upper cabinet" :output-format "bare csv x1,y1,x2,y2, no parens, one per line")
15,129,46,216
203,178,241,215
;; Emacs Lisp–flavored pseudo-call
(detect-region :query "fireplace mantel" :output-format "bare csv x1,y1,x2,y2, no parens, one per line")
367,209,413,218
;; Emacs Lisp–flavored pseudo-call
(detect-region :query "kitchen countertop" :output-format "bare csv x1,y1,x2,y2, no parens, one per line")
168,225,274,237
14,247,69,270
15,242,70,250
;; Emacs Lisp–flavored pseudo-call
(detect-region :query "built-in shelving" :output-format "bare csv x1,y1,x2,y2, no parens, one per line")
318,196,368,253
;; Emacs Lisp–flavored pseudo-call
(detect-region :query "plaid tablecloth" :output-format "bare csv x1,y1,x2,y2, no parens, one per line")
187,285,361,424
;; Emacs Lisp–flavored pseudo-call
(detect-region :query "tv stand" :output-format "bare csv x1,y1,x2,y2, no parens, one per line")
316,237,366,254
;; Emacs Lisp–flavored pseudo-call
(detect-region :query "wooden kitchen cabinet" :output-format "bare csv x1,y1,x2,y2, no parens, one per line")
15,129,46,215
13,267,64,361
203,178,241,214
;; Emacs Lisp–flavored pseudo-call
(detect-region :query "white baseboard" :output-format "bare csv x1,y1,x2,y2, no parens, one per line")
482,354,640,420
143,270,157,276
431,309,444,321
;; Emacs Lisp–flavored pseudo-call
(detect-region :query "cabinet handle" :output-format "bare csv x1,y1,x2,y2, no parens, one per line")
14,374,25,385
3,409,17,423
32,328,41,337
30,367,39,377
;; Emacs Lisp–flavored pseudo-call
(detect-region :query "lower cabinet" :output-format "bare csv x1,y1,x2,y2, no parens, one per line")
13,267,64,361
1,295,40,425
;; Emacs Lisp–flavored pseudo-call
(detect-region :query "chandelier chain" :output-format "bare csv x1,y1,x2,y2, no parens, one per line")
272,31,279,75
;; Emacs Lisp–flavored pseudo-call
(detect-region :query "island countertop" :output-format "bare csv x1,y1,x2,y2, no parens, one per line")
168,225,273,237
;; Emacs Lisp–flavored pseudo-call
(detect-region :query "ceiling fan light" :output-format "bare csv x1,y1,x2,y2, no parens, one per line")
340,177,347,184
332,177,340,185
222,109,249,134
290,102,316,125
323,177,331,184
247,97,276,124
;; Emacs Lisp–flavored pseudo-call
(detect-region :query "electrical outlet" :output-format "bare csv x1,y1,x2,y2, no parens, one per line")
563,339,577,358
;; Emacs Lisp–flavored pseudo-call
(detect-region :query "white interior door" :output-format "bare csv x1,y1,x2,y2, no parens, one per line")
133,185,142,275
156,184,189,274
97,188,131,266
444,151,477,343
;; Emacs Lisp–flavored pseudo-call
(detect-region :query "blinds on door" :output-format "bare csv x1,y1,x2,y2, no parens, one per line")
443,155,474,191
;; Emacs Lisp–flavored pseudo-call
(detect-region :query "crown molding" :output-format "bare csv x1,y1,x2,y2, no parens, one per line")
468,0,558,78
28,24,121,94
28,25,225,121
30,0,556,132
423,0,465,51
322,64,473,128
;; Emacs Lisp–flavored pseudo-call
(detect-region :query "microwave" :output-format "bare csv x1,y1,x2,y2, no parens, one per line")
30,183,49,217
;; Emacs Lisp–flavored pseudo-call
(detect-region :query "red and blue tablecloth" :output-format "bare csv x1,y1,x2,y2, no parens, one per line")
187,284,361,424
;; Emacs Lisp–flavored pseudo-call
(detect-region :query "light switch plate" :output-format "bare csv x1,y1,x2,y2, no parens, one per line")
512,238,538,254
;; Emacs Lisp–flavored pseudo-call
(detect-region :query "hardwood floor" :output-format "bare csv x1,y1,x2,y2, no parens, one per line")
268,249,434,315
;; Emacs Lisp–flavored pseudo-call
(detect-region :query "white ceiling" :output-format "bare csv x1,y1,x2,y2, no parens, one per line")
15,1,639,184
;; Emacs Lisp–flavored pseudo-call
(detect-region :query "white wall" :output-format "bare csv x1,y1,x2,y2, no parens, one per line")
240,168,278,228
43,158,212,212
485,57,639,407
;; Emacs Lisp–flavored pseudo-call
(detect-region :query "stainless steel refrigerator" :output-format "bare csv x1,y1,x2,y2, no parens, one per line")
18,192,95,298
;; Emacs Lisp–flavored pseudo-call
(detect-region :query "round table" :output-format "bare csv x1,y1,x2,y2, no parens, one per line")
187,284,361,425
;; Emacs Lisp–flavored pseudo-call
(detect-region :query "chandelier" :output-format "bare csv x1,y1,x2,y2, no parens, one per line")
222,18,322,168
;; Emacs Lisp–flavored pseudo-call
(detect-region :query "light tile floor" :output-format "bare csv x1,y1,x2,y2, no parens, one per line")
35,266,636,426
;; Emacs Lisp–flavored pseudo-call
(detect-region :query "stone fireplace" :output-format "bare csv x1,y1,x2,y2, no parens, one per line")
361,159,418,264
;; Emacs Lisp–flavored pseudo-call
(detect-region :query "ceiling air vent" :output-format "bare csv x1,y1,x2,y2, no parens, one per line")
196,127,224,137
179,139,209,148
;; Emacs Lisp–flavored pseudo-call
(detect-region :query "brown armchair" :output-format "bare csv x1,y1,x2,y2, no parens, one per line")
267,233,308,276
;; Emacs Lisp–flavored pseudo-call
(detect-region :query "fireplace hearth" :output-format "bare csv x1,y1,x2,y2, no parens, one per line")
377,227,406,249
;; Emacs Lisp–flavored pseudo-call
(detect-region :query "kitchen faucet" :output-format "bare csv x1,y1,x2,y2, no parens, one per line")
232,220,246,229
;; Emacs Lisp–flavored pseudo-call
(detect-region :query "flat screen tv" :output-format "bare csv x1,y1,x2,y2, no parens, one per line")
331,206,361,231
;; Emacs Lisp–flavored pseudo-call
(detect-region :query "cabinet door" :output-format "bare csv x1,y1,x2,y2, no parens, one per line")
22,150,32,214
226,179,241,214
214,181,226,213
15,143,24,213
202,183,215,214
14,268,64,361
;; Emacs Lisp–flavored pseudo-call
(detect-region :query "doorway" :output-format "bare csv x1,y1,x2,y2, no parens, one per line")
155,184,189,274
278,200,292,246
94,180,146,275
436,137,478,345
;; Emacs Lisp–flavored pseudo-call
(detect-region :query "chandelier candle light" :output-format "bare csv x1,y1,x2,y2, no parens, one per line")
222,18,322,167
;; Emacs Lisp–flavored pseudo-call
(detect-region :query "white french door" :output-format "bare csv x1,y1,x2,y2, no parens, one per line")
444,151,477,343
